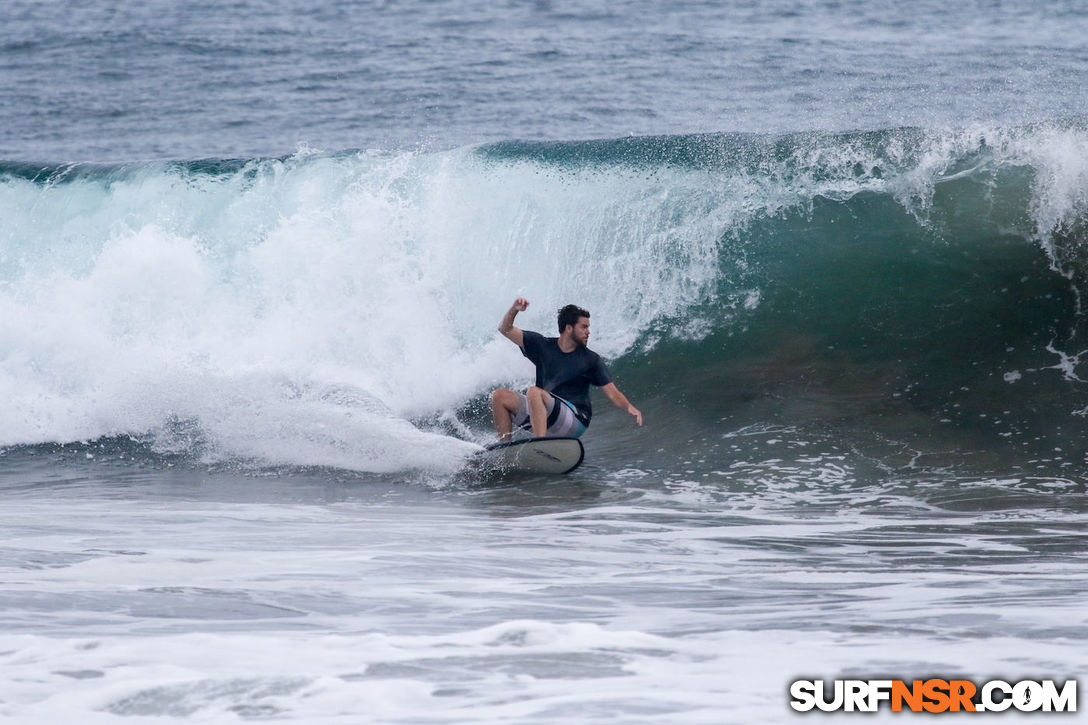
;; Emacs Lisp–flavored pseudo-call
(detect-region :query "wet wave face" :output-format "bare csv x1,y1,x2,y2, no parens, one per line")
4,122,1088,480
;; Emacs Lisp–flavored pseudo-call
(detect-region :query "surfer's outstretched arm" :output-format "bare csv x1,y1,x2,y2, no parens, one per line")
498,297,529,348
601,382,643,426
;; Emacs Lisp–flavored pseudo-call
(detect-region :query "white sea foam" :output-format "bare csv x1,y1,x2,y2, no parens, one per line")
0,149,732,469
2,495,1085,723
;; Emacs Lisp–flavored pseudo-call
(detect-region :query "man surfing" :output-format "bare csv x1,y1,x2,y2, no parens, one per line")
491,298,643,440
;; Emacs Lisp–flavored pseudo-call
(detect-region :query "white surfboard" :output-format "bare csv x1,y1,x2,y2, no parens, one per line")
473,437,585,475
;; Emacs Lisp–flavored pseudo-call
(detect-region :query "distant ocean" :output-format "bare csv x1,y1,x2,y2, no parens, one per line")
2,1,1087,722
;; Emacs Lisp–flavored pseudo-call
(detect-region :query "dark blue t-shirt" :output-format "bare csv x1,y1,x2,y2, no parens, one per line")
521,330,612,425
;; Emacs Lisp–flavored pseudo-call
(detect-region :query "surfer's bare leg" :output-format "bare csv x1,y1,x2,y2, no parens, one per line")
491,389,521,441
526,386,553,437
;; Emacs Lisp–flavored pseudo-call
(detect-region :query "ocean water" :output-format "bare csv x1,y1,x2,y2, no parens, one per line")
2,1,1088,722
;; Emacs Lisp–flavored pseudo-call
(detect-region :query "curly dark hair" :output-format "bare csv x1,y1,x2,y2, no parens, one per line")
557,304,590,333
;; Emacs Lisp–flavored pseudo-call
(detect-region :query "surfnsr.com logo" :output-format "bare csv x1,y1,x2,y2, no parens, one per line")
789,679,1077,713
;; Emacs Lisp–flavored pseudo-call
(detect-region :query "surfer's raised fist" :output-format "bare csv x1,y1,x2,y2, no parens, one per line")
512,298,530,312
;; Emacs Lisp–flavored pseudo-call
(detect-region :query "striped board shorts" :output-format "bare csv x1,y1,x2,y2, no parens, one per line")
511,392,587,438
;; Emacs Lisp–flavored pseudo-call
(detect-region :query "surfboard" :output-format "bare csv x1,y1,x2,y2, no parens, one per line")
473,436,585,475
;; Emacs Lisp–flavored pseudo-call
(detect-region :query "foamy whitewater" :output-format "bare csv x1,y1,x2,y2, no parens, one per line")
2,1,1088,722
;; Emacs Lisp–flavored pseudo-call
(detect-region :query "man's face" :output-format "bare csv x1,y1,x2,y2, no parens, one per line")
571,317,590,347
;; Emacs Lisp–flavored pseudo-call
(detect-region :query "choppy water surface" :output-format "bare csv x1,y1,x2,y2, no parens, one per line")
2,436,1086,722
3,0,1088,162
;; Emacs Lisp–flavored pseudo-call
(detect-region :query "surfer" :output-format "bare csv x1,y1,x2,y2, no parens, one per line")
492,298,643,440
